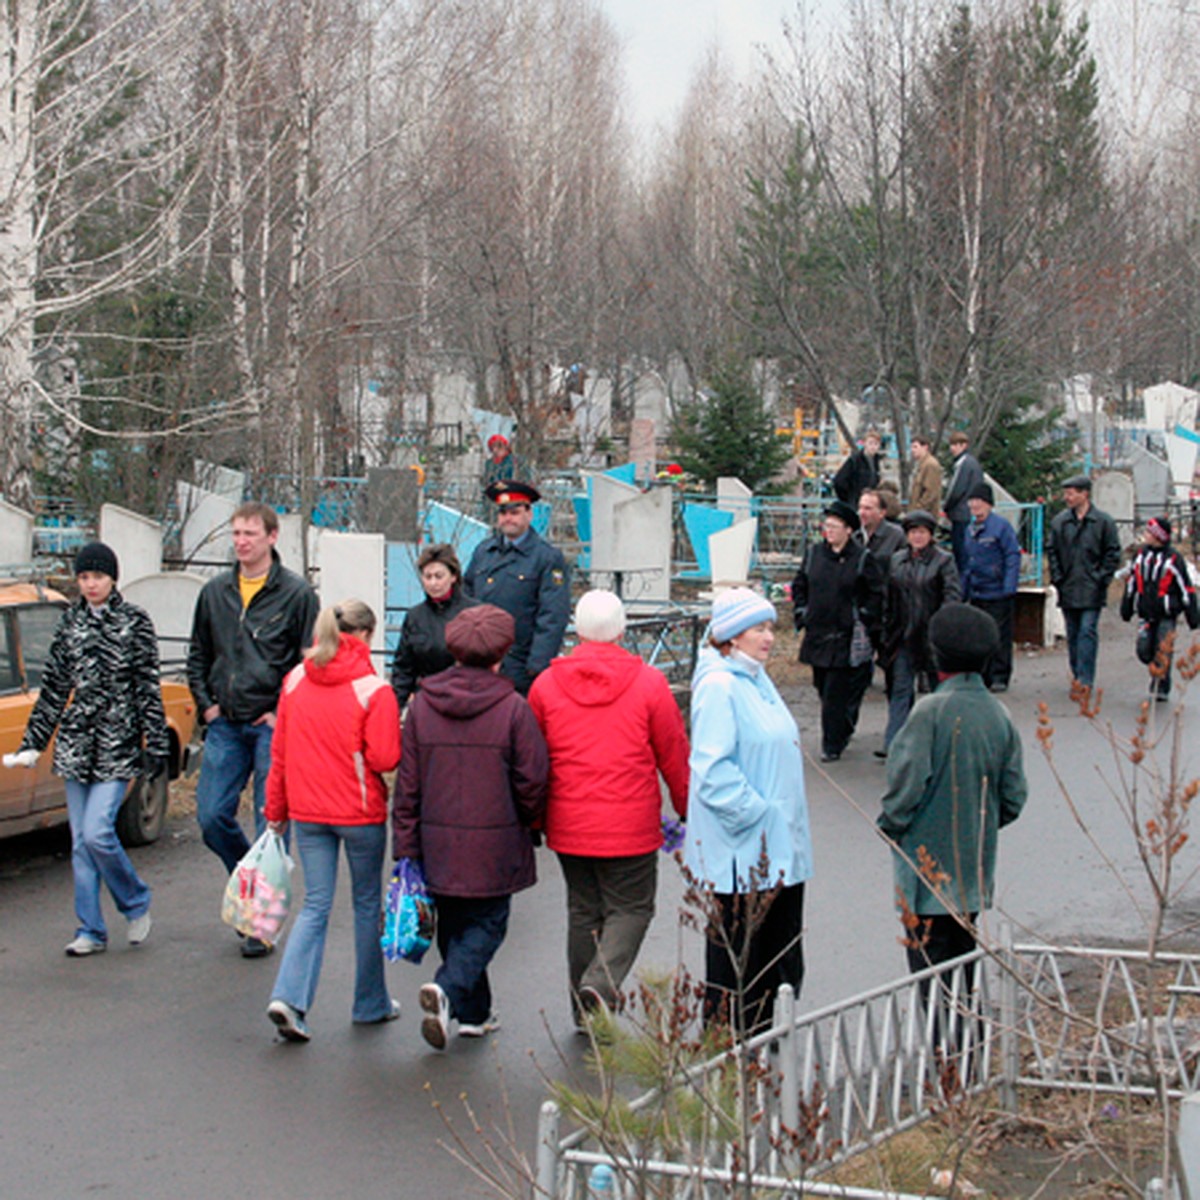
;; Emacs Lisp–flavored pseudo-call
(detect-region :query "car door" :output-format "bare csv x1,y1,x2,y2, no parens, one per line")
15,600,69,814
0,607,35,825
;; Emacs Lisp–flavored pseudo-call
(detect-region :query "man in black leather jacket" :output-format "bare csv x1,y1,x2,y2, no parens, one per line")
188,502,318,955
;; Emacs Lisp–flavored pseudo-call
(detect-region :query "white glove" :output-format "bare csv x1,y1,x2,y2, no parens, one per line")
3,750,39,769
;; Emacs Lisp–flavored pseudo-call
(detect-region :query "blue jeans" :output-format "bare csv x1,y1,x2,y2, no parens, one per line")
1063,607,1101,688
885,647,917,748
65,779,151,942
270,822,392,1022
432,895,511,1025
196,718,274,873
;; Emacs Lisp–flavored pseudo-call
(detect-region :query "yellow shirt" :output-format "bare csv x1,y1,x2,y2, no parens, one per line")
239,571,268,610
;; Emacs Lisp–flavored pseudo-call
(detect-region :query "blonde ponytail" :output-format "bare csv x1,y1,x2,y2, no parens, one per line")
306,598,376,666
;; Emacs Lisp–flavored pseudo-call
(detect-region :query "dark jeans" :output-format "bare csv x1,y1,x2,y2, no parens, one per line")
970,596,1015,686
195,718,275,873
431,894,511,1025
1143,617,1178,696
704,882,805,1037
558,851,656,1011
950,520,970,577
1062,607,1101,688
811,665,870,757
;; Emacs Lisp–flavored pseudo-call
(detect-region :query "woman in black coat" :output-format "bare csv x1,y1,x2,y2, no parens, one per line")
792,501,884,763
390,544,478,707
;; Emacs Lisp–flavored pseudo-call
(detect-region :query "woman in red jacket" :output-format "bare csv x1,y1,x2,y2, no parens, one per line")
263,600,402,1043
529,590,689,1023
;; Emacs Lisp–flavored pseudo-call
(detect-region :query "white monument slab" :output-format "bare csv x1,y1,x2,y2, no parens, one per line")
1127,444,1171,514
1166,431,1199,499
314,531,387,652
709,518,758,589
717,477,754,525
589,475,671,602
99,504,161,582
121,573,206,672
193,460,245,503
0,498,35,565
176,482,236,574
276,512,305,572
632,371,671,428
1142,381,1199,431
1093,470,1135,528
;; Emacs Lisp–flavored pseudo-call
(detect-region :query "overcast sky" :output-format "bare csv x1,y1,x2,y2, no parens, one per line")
596,0,842,136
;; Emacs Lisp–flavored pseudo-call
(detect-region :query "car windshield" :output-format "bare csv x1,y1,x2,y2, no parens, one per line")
18,604,63,689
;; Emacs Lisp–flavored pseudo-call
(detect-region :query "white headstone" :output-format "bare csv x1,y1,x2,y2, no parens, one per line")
99,504,161,582
314,531,387,651
1126,445,1171,514
632,372,670,428
589,475,672,602
193,460,245,503
1166,432,1199,499
1142,381,1199,431
709,518,757,588
717,478,754,525
121,573,206,673
0,498,35,565
276,512,306,573
1094,470,1135,527
176,482,236,574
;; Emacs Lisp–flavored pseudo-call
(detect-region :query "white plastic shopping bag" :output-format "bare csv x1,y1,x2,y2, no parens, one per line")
221,830,294,946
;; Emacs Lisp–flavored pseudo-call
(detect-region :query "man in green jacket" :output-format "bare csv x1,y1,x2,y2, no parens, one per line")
877,603,1027,974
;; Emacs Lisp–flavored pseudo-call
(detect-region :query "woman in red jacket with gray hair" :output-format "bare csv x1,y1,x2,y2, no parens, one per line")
529,589,689,1024
263,599,401,1043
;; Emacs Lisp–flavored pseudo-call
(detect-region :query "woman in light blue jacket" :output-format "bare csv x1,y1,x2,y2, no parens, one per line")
684,588,812,1036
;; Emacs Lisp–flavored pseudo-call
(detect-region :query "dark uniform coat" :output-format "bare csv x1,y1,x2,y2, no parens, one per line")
464,529,570,694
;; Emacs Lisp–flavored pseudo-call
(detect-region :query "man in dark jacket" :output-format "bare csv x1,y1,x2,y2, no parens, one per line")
394,605,549,1049
793,500,885,762
188,501,318,955
1047,474,1121,690
961,483,1022,691
880,511,960,750
856,488,906,574
464,480,571,695
833,428,883,507
943,431,984,575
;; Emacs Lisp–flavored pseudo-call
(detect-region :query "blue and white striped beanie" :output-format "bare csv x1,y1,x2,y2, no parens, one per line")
710,587,776,643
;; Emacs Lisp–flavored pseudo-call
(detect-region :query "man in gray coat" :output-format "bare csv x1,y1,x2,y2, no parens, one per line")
1047,474,1121,691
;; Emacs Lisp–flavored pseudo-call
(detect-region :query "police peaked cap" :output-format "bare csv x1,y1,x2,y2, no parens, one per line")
485,480,541,505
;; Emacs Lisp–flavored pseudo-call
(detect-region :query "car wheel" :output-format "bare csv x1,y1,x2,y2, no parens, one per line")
116,772,168,846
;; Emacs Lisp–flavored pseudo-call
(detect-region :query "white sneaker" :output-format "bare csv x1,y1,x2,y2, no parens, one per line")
64,936,107,957
267,999,311,1043
419,982,450,1051
127,913,152,945
458,1011,501,1038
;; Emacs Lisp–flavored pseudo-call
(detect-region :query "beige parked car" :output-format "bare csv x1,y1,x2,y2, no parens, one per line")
0,580,201,844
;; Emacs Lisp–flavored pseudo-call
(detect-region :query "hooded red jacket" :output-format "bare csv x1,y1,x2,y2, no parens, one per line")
528,641,689,857
265,634,401,826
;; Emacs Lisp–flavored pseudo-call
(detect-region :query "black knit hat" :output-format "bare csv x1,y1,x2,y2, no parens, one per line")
929,603,998,674
73,541,119,582
968,482,994,505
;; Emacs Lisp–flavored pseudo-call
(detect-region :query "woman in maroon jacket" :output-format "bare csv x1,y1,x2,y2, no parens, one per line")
529,590,688,1022
264,600,402,1043
393,604,549,1049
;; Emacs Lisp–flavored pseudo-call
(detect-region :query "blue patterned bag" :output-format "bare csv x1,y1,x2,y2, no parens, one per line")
381,858,435,964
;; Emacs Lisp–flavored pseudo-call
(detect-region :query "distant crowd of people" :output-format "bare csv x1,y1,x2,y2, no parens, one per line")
5,435,1197,1048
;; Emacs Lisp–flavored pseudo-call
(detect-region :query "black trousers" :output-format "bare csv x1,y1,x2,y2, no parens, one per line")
811,665,870,756
905,912,978,1059
970,597,1015,686
704,882,805,1037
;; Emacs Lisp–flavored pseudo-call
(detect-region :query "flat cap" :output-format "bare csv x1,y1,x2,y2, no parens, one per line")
445,604,515,667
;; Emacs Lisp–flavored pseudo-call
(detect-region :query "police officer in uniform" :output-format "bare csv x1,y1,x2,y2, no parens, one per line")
464,481,571,695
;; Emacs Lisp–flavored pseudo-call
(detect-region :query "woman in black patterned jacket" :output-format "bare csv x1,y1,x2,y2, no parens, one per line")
10,543,169,956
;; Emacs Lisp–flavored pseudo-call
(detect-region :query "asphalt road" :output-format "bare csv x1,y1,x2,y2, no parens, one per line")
1,608,1195,1200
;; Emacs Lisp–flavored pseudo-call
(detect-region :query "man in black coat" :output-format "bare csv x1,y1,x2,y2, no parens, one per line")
1047,474,1121,690
464,481,571,695
833,429,883,507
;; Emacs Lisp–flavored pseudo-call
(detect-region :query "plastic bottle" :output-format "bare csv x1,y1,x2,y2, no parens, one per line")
587,1163,615,1199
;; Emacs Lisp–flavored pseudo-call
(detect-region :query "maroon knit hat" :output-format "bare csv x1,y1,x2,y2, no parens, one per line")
444,604,515,667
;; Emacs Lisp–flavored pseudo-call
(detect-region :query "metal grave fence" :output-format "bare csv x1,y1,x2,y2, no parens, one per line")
536,936,1200,1198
